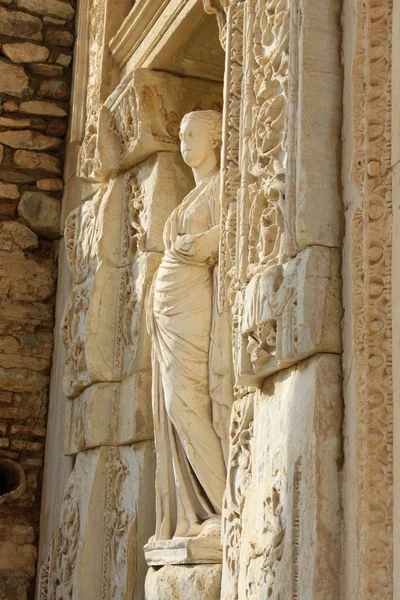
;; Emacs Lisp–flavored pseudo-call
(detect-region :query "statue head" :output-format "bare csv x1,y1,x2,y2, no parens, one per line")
179,110,223,170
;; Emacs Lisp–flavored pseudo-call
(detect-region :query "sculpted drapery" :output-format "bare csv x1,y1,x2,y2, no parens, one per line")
147,111,233,541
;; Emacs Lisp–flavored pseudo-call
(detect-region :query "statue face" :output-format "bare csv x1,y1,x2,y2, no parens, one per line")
180,117,216,169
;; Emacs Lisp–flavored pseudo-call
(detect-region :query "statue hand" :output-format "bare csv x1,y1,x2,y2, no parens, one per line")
175,234,195,256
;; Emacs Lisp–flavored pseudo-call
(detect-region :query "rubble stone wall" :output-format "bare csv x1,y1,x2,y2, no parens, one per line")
0,1,75,598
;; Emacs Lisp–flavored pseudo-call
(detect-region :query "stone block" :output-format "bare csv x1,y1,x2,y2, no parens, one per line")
56,53,72,67
38,79,69,100
37,178,63,191
43,16,65,25
15,0,75,21
18,192,60,238
20,101,67,118
0,366,47,392
2,101,18,112
0,6,42,41
222,355,342,600
44,29,74,48
13,150,61,174
0,116,46,130
0,171,35,184
0,222,38,251
0,251,56,301
237,246,341,386
28,63,64,77
1,42,49,63
0,59,31,97
0,183,19,201
38,443,155,600
0,130,61,151
65,371,153,455
46,118,67,137
145,565,222,600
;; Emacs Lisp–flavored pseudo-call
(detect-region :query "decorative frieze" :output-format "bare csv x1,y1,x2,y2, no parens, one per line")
350,0,393,596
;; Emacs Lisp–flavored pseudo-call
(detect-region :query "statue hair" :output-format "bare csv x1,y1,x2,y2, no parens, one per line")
180,110,223,147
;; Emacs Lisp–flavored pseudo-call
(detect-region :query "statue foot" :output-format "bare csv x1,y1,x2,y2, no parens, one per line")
197,517,221,538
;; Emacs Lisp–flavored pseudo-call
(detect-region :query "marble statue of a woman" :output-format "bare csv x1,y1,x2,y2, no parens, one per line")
147,110,233,545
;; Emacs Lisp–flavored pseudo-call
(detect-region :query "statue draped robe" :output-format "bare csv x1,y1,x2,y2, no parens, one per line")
148,172,232,540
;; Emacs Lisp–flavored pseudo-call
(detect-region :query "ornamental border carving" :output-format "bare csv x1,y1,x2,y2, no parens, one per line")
351,0,393,597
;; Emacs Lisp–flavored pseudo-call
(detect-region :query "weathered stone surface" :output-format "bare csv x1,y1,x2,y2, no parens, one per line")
0,367,48,392
56,53,72,67
46,118,67,137
222,355,342,599
0,59,31,97
0,130,61,151
0,145,3,166
13,150,61,174
0,202,16,217
0,170,36,184
0,251,55,301
145,565,222,600
38,79,69,100
2,101,18,112
28,63,64,77
15,0,75,20
0,540,37,576
65,372,153,454
0,221,38,251
0,116,46,130
37,178,63,191
19,100,67,117
0,575,31,600
0,182,19,200
43,16,65,25
44,29,74,47
0,6,42,41
2,42,49,63
18,191,60,238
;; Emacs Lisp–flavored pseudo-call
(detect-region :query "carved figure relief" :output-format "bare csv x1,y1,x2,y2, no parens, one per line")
146,111,234,546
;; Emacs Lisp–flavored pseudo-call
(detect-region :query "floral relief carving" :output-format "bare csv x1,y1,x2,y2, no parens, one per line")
102,448,131,600
351,0,393,596
222,396,254,600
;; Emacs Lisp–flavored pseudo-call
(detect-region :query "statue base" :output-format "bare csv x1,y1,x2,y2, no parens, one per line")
145,565,222,600
144,538,222,566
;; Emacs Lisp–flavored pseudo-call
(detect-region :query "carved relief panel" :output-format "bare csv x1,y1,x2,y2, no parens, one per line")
222,355,342,600
215,0,342,387
62,152,194,452
39,444,155,600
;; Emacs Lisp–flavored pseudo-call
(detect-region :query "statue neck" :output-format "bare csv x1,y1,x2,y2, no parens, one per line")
192,154,219,186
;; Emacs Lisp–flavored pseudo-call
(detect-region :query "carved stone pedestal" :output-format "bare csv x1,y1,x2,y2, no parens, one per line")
145,565,222,600
144,538,222,566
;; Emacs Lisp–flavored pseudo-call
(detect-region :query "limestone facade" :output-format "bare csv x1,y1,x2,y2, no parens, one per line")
0,1,74,598
4,0,394,599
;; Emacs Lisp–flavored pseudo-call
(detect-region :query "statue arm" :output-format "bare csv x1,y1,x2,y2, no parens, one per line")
175,225,220,266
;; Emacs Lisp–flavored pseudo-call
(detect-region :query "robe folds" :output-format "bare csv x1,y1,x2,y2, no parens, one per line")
147,172,233,540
